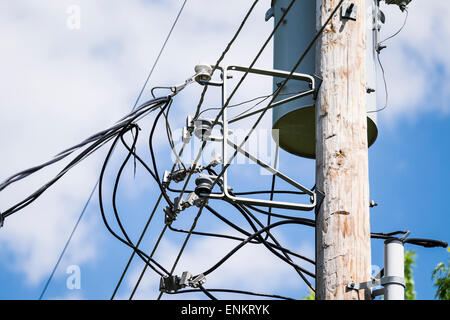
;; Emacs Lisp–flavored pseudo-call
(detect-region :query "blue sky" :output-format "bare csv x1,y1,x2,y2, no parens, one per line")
0,0,449,300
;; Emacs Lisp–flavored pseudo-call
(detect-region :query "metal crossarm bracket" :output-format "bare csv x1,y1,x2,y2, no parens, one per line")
192,65,317,211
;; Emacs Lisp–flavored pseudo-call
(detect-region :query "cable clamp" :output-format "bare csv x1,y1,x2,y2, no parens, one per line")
164,192,207,225
189,273,206,288
159,272,206,293
168,77,195,97
163,205,178,225
162,164,205,187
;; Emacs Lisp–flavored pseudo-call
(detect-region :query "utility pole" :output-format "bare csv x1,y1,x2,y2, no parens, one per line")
315,0,372,300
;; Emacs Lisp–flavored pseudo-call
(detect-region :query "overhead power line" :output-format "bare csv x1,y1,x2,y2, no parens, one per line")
34,0,189,299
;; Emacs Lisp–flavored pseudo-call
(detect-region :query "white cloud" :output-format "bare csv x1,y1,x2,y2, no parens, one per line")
377,1,450,122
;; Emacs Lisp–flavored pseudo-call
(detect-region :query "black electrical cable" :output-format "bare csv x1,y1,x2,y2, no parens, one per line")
157,207,204,300
198,285,218,300
201,173,316,268
368,52,389,113
98,123,170,277
265,145,279,240
229,193,316,278
110,194,163,299
163,99,187,171
404,238,448,248
167,288,295,300
1,97,169,220
193,0,261,120
17,0,187,300
36,97,167,300
208,0,345,198
129,224,169,299
216,186,316,286
368,9,408,114
148,103,175,207
168,224,254,243
109,126,171,277
174,0,298,205
244,204,316,225
169,213,315,265
231,202,315,286
370,230,410,239
196,90,301,119
378,8,409,46
126,130,193,300
199,219,315,277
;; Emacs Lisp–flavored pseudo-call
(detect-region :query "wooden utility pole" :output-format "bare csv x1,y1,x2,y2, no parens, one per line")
315,0,372,300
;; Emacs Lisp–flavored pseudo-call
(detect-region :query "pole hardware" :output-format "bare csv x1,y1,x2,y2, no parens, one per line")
366,87,376,94
184,116,225,142
376,44,387,53
195,175,215,196
341,3,357,21
194,64,213,84
265,7,275,22
162,164,204,186
164,65,317,211
0,212,3,228
384,0,411,12
163,192,207,225
160,272,206,293
347,276,405,291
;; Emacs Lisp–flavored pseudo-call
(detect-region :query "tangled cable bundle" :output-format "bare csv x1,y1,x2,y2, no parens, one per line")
0,0,446,301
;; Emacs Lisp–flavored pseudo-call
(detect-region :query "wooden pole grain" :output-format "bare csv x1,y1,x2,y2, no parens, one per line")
315,0,372,300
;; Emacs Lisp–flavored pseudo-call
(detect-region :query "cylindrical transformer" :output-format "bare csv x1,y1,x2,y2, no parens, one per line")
270,0,379,158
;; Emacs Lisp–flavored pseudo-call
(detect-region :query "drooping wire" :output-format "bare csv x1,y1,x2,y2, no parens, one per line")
35,1,190,299
378,8,409,46
98,123,171,277
368,8,409,114
126,1,264,300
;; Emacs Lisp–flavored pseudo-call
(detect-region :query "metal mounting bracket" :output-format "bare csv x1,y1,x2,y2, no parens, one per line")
265,7,274,22
347,276,405,292
189,65,317,211
341,3,357,21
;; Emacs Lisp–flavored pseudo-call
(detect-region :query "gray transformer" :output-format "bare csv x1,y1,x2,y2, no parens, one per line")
269,0,379,158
